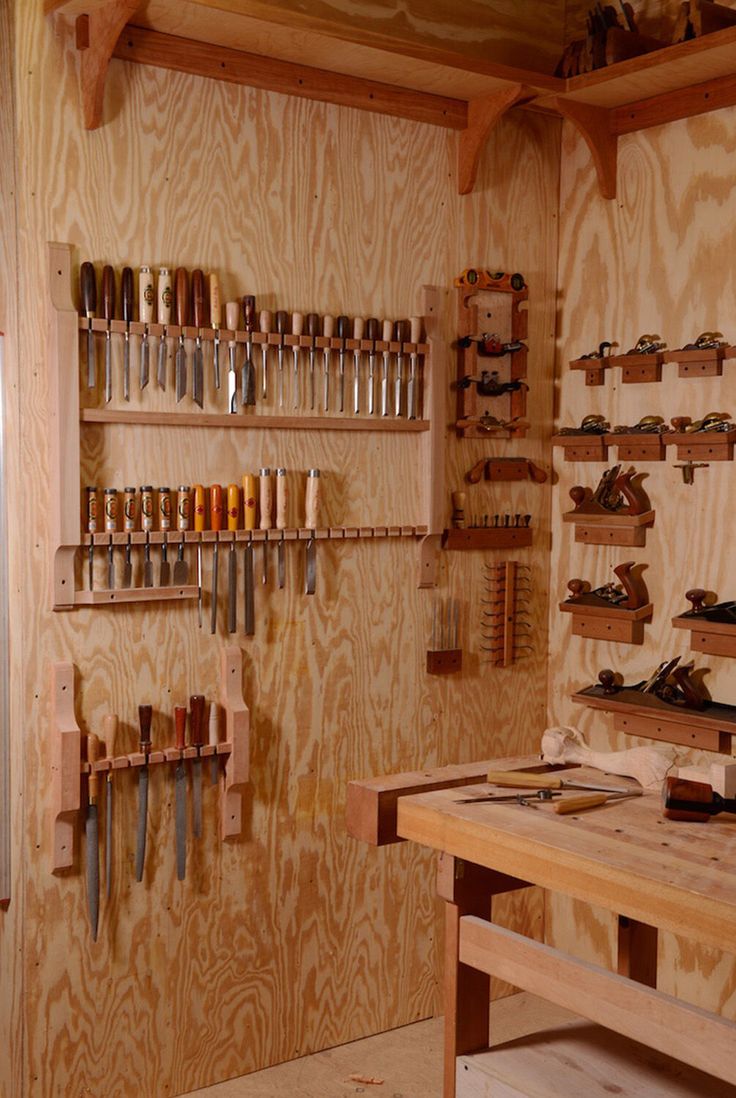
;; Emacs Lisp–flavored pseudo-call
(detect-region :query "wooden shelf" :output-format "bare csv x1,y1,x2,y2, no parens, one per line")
74,584,198,606
442,527,532,550
603,433,668,462
552,434,609,462
562,509,656,547
80,408,429,433
665,427,736,461
83,526,428,547
560,599,653,644
672,612,736,657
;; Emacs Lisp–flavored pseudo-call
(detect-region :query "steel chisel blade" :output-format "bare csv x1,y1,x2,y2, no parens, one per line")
193,346,204,408
176,345,186,402
157,335,167,390
140,336,150,390
86,805,99,942
175,760,187,882
193,757,202,839
135,766,148,883
244,542,255,636
105,782,112,900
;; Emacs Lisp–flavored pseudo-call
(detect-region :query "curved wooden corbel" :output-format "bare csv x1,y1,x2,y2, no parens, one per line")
458,84,533,195
552,97,617,200
75,1,140,130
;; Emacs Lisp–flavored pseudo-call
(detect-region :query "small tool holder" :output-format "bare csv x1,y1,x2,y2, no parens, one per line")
559,561,653,644
427,596,462,674
563,465,655,547
480,561,531,667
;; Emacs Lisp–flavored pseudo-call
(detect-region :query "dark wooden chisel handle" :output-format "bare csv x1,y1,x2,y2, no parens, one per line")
174,705,187,751
175,268,189,328
138,704,152,751
191,269,205,328
80,262,97,317
121,267,134,323
102,265,115,320
189,695,205,746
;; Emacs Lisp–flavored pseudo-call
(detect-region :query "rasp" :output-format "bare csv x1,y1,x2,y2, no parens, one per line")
191,268,205,409
352,316,364,414
135,705,152,883
121,266,134,402
80,260,97,390
158,486,172,586
407,316,422,420
208,703,220,785
365,317,379,415
86,486,97,591
394,319,407,416
102,714,117,901
322,314,334,411
173,705,187,882
139,265,153,390
210,484,223,634
209,272,221,390
305,469,320,596
227,482,239,633
103,488,118,590
174,267,189,402
306,313,319,411
242,474,257,638
173,485,190,584
381,318,392,417
226,301,239,413
242,295,256,406
259,468,272,586
275,310,288,408
259,309,272,400
141,485,154,587
291,311,303,408
276,467,287,590
156,267,171,390
189,694,205,840
122,486,137,589
194,484,205,627
336,315,349,414
86,732,101,941
102,265,115,403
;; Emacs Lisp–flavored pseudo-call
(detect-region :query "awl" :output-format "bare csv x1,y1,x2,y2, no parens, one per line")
227,482,239,633
174,267,189,402
121,266,134,402
80,260,97,390
139,265,153,390
191,268,206,408
210,484,223,633
134,704,152,883
173,705,187,881
86,732,101,941
102,264,115,403
305,468,320,595
156,267,171,390
189,694,205,839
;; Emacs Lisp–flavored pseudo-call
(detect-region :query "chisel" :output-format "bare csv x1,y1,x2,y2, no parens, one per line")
80,261,97,389
158,486,171,586
408,316,422,420
275,310,288,407
226,301,239,413
135,704,152,883
352,316,364,414
102,265,115,403
175,267,189,402
322,314,334,411
103,713,116,901
173,486,190,584
194,484,205,627
86,732,101,941
305,469,320,595
141,485,154,587
242,295,256,406
227,482,239,633
156,267,171,390
259,309,272,400
122,486,137,589
365,318,379,414
259,468,272,585
276,467,287,589
243,473,256,637
139,265,153,391
292,311,303,408
381,318,392,417
121,266,134,402
210,484,223,634
336,315,349,414
173,704,187,881
394,319,407,416
209,272,221,391
86,486,97,591
208,702,219,785
103,488,118,590
189,694,205,839
192,268,205,408
306,313,319,411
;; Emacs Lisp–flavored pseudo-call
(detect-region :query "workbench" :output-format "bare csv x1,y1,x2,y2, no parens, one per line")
355,755,736,1097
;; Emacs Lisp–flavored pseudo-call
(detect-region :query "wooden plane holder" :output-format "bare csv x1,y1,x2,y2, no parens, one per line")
664,346,727,377
443,527,533,550
426,649,462,674
665,427,736,461
604,433,668,462
560,601,653,644
672,613,736,656
563,509,655,546
608,352,664,383
552,434,609,461
569,357,610,386
51,646,250,869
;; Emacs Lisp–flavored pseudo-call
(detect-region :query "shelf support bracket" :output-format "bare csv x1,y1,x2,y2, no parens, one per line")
75,1,140,130
220,646,250,840
458,84,533,195
418,285,446,588
51,662,81,871
552,98,617,200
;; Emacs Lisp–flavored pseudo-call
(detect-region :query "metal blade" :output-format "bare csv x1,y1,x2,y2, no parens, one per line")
88,544,94,590
353,353,360,414
210,754,219,785
305,537,316,595
381,353,389,416
338,354,345,413
323,350,329,411
227,543,237,633
86,805,99,941
157,333,167,389
228,345,238,413
172,541,188,585
105,779,112,900
105,336,112,403
309,349,316,410
193,344,204,408
175,342,186,402
175,760,187,881
261,346,268,399
143,540,153,588
242,355,256,406
122,541,133,589
368,358,375,414
140,334,150,390
193,757,203,839
159,538,170,586
134,765,148,883
395,355,403,416
197,544,203,628
278,349,284,407
107,544,115,590
408,356,417,419
210,543,219,634
213,336,221,390
87,328,95,389
123,336,130,401
261,541,268,586
277,536,285,589
244,542,255,636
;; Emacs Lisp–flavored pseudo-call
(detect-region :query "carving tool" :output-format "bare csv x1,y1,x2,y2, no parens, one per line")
122,486,137,589
191,268,205,408
86,486,97,590
365,318,378,415
408,316,422,420
394,319,406,416
306,313,319,410
104,488,118,590
158,486,171,586
121,266,134,402
458,790,562,806
305,468,320,595
86,732,101,941
259,309,272,400
227,482,239,633
189,694,205,839
209,272,221,390
173,486,190,584
275,310,288,407
381,319,392,416
242,295,256,406
103,713,116,901
174,705,187,881
276,467,287,589
139,265,153,391
337,314,349,413
156,267,171,390
291,311,304,408
80,260,97,389
102,264,115,403
175,267,189,402
226,301,240,413
208,702,219,785
485,770,635,794
135,704,152,882
141,485,154,587
352,316,364,414
210,484,223,633
554,789,642,814
259,468,273,585
243,473,256,637
194,484,205,626
322,314,334,410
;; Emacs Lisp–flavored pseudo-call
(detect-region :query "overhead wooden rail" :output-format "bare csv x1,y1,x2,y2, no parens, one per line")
46,2,736,200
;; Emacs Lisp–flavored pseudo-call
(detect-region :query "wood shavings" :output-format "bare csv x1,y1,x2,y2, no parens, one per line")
347,1074,384,1085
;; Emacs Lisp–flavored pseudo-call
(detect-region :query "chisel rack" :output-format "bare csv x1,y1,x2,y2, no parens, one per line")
51,645,250,870
480,561,531,667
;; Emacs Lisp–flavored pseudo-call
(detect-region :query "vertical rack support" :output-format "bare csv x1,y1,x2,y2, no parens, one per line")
418,284,446,588
51,661,81,870
221,645,250,839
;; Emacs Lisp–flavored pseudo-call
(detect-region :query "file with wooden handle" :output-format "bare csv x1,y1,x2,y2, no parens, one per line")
174,705,187,881
175,267,189,403
227,483,239,633
210,484,223,633
189,694,205,839
139,266,153,390
191,269,205,408
86,732,101,941
226,301,239,414
156,267,171,390
80,261,97,389
305,469,320,595
210,272,221,390
173,486,190,584
242,295,256,406
103,713,116,901
134,705,152,883
194,484,205,627
102,264,115,403
121,266,134,402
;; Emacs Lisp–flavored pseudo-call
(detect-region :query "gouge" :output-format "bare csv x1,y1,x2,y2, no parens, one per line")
156,267,171,390
86,732,101,941
227,482,239,633
194,484,205,627
86,486,98,590
174,267,189,403
322,314,334,411
554,790,642,814
305,468,320,595
291,311,303,408
134,705,152,882
210,484,223,634
259,309,272,400
174,705,187,881
276,467,287,589
306,313,319,410
381,319,392,417
209,272,221,390
191,268,206,408
121,266,134,402
141,485,154,587
103,488,118,590
243,473,256,637
275,310,288,407
80,261,97,389
259,468,272,586
352,316,364,414
337,314,349,413
158,486,171,586
102,713,117,901
242,295,256,406
173,486,190,584
189,694,205,839
226,301,239,413
365,318,379,415
102,264,115,403
139,265,153,390
122,486,137,589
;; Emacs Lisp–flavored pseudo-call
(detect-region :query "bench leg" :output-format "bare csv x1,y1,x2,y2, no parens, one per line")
617,915,658,988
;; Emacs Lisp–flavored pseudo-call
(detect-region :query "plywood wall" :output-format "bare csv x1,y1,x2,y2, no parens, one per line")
3,5,560,1096
548,110,736,1019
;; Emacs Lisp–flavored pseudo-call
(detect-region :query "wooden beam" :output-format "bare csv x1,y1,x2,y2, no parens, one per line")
113,25,468,130
75,1,140,129
612,70,736,134
552,97,617,199
458,84,532,195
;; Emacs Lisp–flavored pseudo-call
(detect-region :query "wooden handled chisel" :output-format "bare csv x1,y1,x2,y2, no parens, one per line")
259,468,272,586
139,265,153,390
121,266,134,402
134,704,152,883
102,264,115,403
122,486,137,589
191,268,206,408
394,319,407,416
226,301,239,414
365,318,378,415
408,316,422,420
158,487,171,586
210,484,223,634
156,267,171,390
208,703,220,785
175,267,189,403
141,485,154,587
276,467,287,589
194,484,205,627
259,309,272,400
103,713,117,901
275,310,288,407
174,705,187,881
103,488,118,589
189,694,205,839
322,314,334,411
485,770,635,793
86,486,97,590
381,318,392,417
336,315,349,414
306,313,319,411
242,295,256,406
352,316,364,414
173,486,190,584
305,469,320,595
86,732,101,941
292,311,303,408
227,483,239,633
80,261,97,389
209,272,221,391
243,473,256,637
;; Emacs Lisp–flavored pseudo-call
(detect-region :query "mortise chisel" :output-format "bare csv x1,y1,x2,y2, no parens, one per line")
227,482,239,633
103,488,118,590
210,484,223,634
121,266,134,402
173,486,190,584
139,265,153,391
122,486,137,589
102,264,115,403
135,704,152,883
86,732,101,942
156,267,171,390
226,300,240,414
175,267,189,402
80,260,97,389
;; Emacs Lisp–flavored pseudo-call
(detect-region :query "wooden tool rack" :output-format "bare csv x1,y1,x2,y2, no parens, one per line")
571,344,735,384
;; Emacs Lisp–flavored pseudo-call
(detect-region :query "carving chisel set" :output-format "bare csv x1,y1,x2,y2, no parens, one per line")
481,561,532,667
426,596,462,674
79,262,425,417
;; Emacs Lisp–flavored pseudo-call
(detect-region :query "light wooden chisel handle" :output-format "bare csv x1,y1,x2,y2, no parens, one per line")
486,770,562,789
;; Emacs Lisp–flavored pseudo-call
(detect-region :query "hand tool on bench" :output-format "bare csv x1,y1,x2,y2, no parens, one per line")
242,295,256,406
352,316,364,414
394,319,407,416
408,316,422,420
86,486,97,590
174,704,187,881
189,694,205,839
554,789,642,814
458,789,563,806
175,267,189,403
322,314,334,411
292,311,303,409
141,485,154,587
209,702,220,785
305,468,320,595
485,770,635,794
337,314,349,413
158,486,171,586
121,266,134,402
210,484,223,633
102,264,115,402
173,487,190,586
259,468,273,586
122,486,138,589
662,775,736,821
307,313,319,411
381,319,392,417
276,468,287,589
227,483,239,633
86,732,101,941
135,704,152,883
226,301,240,413
103,488,118,589
192,268,206,408
80,260,97,389
103,713,117,900
365,317,378,415
194,484,205,626
259,309,272,400
209,272,221,391
243,473,256,637
139,265,153,391
156,267,171,390
275,310,288,408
